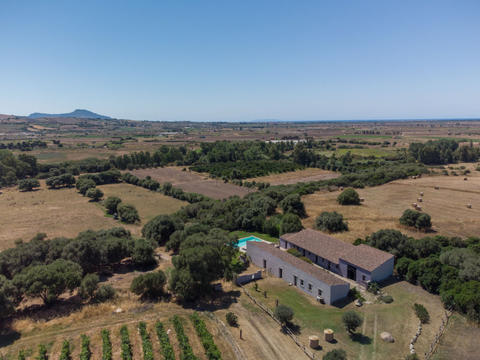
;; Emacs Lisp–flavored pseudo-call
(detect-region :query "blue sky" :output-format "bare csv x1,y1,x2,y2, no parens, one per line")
0,0,479,121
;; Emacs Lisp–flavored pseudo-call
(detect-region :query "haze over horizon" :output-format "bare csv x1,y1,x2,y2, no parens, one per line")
1,0,479,122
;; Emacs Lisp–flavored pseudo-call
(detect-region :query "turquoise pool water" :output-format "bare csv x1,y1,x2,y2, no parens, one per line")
236,235,263,248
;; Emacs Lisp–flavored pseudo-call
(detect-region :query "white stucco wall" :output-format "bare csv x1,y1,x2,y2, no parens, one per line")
246,243,350,305
370,256,395,282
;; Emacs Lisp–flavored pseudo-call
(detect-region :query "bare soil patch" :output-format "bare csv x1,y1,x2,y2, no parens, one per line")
130,167,254,200
250,168,340,185
303,173,480,242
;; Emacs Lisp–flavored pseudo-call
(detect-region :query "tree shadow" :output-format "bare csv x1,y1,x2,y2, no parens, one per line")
350,333,372,345
283,322,301,335
0,327,20,347
181,289,242,311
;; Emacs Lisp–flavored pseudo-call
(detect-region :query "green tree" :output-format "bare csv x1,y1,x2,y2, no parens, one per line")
95,285,116,302
274,304,294,325
280,213,303,235
399,209,420,227
104,196,122,215
315,211,348,232
86,188,103,202
79,273,99,300
342,311,363,334
132,238,156,268
0,274,21,317
279,194,306,217
13,259,82,305
117,203,140,224
323,349,347,360
18,178,40,191
415,213,432,231
130,271,166,298
337,188,360,205
76,178,96,195
142,215,179,245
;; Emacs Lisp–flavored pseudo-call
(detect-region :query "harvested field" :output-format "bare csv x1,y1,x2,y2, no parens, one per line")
130,167,254,200
303,172,480,242
97,183,187,223
0,181,138,250
250,167,340,185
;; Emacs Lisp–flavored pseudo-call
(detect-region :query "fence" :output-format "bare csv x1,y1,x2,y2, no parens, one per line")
240,285,317,360
205,312,248,360
424,310,452,360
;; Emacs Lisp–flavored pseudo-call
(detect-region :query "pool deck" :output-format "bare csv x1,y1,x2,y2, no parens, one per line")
237,236,268,252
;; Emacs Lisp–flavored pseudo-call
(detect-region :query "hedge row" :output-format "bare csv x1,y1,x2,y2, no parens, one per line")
101,329,112,360
155,321,175,360
138,322,154,360
172,315,198,360
190,313,222,360
80,334,91,360
120,325,133,360
59,340,71,360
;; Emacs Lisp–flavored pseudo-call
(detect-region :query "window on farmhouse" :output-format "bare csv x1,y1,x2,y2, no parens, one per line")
308,284,312,291
362,275,366,281
300,279,304,286
318,289,322,296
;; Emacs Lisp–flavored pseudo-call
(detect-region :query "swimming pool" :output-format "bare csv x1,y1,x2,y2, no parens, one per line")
236,235,263,248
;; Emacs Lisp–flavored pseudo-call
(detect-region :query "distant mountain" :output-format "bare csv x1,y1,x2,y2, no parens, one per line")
28,109,112,120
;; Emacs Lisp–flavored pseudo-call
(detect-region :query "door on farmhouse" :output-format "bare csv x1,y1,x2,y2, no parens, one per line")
279,268,283,278
294,275,298,286
347,264,357,281
263,259,267,269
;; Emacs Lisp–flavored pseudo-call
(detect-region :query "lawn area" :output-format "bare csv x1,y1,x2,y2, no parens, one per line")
243,276,446,360
230,231,279,243
97,183,187,224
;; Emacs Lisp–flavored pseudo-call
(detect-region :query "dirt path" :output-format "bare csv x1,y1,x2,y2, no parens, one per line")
232,302,308,360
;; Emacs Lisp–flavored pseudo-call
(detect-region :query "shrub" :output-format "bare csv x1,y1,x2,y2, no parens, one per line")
315,211,348,232
191,312,222,360
101,329,112,360
274,304,294,325
226,312,238,327
18,350,25,360
414,303,430,324
155,321,175,360
400,209,432,230
287,248,302,257
415,213,432,230
118,203,140,224
299,256,313,264
95,285,116,302
337,188,360,205
138,322,154,360
172,315,198,360
342,311,363,334
79,273,99,300
18,178,40,191
120,325,133,360
130,271,166,298
380,295,394,303
104,196,122,215
59,340,71,360
323,349,347,360
86,188,104,202
405,354,419,360
80,334,91,360
77,178,96,195
367,282,380,295
279,194,306,217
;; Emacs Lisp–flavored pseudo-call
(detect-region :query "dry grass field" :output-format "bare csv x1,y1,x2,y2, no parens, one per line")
303,171,480,242
130,167,254,200
97,183,187,224
250,167,340,185
0,181,137,250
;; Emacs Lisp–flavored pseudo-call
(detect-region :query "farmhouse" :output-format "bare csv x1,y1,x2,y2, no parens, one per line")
280,229,394,286
246,241,350,304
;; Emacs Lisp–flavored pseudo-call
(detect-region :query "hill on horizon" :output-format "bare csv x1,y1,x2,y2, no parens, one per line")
28,109,112,120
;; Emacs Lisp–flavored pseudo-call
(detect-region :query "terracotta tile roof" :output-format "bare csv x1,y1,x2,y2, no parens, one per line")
281,229,394,272
247,241,348,286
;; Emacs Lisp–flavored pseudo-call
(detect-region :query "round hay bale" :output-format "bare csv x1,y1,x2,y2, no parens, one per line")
417,198,423,202
324,328,334,342
434,186,440,190
467,204,472,209
380,332,395,343
464,177,468,181
309,335,319,349
420,192,424,196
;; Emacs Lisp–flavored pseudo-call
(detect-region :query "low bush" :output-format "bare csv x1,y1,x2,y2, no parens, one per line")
191,312,222,360
414,303,430,324
36,344,48,360
155,321,175,360
287,248,301,257
226,312,238,327
130,270,166,298
95,285,116,302
18,350,25,360
337,188,360,205
118,203,140,224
